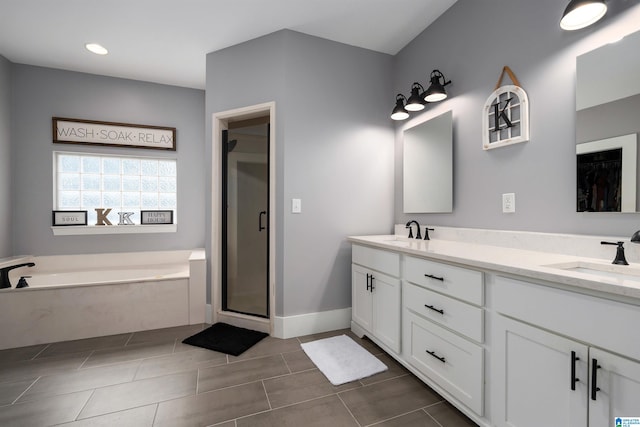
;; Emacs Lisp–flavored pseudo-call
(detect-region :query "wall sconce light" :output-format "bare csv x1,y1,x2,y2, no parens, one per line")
560,0,607,30
390,94,410,121
405,82,426,111
423,70,452,102
390,70,452,120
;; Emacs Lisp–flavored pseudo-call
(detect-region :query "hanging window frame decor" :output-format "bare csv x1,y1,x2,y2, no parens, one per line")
482,66,530,150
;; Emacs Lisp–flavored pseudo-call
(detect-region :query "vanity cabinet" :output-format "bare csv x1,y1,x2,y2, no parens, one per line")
351,245,401,353
493,275,640,426
402,256,485,415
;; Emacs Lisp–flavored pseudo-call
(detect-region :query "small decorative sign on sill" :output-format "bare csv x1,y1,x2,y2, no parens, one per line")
52,117,176,151
141,210,174,225
52,210,87,226
482,66,530,150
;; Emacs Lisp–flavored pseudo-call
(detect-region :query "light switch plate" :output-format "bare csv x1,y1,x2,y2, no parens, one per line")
502,193,515,213
292,198,302,213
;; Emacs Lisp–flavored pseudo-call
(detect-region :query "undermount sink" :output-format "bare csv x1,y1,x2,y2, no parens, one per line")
380,237,414,247
544,261,640,282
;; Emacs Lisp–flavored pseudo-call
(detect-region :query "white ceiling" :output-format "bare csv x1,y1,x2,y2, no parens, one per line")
0,0,457,89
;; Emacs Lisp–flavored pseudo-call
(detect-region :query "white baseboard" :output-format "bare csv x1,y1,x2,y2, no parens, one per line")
273,308,352,339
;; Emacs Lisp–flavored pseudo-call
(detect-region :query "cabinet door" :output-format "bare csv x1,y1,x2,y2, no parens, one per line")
352,264,373,331
589,347,640,425
371,272,401,353
493,315,588,427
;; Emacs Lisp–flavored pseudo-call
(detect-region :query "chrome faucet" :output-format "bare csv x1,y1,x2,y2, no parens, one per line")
0,263,35,289
405,220,422,239
601,241,628,265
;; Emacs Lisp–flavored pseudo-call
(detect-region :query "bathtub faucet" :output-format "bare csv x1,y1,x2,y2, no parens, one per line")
0,262,35,289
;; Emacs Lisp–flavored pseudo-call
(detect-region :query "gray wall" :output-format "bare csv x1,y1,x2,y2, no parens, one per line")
206,30,394,316
11,64,205,255
394,0,640,237
0,56,11,258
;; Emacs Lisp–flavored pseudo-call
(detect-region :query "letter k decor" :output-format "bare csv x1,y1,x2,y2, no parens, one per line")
482,66,530,150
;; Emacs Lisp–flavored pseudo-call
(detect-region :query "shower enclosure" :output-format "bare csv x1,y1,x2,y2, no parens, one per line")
222,120,269,318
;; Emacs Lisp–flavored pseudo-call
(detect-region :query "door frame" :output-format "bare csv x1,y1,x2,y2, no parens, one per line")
212,102,276,334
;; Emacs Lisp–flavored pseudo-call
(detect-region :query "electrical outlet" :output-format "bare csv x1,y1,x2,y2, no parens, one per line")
502,193,515,213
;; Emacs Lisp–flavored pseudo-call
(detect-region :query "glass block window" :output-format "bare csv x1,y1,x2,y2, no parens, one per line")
54,152,177,226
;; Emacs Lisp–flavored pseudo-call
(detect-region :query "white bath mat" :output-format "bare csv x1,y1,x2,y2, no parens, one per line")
300,334,387,385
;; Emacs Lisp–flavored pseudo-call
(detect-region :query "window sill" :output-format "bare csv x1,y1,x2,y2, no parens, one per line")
51,224,177,236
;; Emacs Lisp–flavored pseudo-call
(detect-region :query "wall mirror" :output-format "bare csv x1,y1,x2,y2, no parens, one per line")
403,110,453,213
576,28,640,212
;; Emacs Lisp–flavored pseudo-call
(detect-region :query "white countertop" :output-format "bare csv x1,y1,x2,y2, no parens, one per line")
348,235,640,301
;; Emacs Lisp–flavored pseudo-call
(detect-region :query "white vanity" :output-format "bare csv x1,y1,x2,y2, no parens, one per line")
349,229,640,427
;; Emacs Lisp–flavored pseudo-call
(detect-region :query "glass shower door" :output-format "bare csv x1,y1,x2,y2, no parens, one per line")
222,123,269,318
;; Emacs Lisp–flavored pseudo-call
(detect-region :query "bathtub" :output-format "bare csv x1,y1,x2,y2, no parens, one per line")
0,250,206,350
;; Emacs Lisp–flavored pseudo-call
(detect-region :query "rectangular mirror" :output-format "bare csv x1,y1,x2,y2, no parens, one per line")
576,29,640,212
403,110,453,213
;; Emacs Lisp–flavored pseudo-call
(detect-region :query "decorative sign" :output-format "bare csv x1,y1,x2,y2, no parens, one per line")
53,117,176,150
141,210,174,225
482,66,530,150
52,210,87,226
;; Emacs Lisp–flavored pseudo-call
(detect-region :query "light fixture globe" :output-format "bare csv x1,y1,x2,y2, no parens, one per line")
405,83,426,111
391,94,409,120
85,43,109,55
423,70,451,103
560,0,607,31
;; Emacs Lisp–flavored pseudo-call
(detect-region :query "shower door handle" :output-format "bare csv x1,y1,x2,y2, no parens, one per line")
258,211,267,231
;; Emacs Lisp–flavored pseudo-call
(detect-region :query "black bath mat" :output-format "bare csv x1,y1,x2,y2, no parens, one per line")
182,322,268,356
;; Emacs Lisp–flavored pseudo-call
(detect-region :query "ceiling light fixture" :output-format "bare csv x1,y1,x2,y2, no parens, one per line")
423,70,451,103
390,94,410,121
405,82,426,112
560,0,607,31
85,43,108,55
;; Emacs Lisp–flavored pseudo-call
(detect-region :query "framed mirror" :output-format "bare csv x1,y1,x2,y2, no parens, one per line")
576,29,640,212
403,110,453,213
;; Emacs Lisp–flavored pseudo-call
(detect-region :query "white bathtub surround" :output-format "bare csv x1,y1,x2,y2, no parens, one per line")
394,224,640,263
0,249,205,350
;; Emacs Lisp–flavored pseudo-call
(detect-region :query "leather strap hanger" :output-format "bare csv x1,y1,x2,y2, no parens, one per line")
494,66,522,90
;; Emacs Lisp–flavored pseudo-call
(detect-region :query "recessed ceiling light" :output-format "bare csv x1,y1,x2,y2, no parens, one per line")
85,43,108,55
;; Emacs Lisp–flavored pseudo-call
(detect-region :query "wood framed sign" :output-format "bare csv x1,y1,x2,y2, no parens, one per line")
52,210,87,226
141,210,174,225
53,117,176,150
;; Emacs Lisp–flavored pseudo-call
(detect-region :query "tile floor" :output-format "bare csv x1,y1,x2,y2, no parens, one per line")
0,324,479,427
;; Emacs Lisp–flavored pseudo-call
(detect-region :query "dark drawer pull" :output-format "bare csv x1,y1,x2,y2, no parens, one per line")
570,351,580,391
591,358,601,400
426,349,446,363
424,304,444,315
424,274,444,281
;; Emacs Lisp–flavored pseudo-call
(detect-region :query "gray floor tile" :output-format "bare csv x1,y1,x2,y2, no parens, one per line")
81,341,175,368
0,344,48,363
297,328,350,343
236,394,358,427
198,354,289,393
0,390,92,427
281,349,315,372
78,370,197,419
18,360,140,403
127,324,206,346
0,352,90,384
263,368,359,409
56,404,157,427
373,409,441,426
229,336,300,361
339,375,443,426
358,351,410,386
154,381,269,427
135,347,227,380
426,401,479,426
0,379,35,405
36,334,131,358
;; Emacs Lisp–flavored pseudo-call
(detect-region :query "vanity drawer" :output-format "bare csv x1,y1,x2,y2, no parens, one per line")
403,309,484,415
404,256,483,305
352,244,399,277
403,282,483,343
